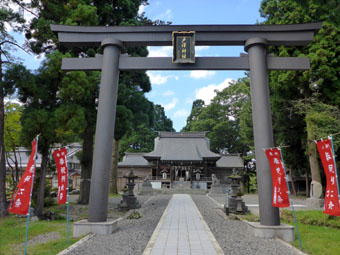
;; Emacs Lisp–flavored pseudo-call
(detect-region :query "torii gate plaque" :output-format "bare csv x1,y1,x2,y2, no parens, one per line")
51,23,321,236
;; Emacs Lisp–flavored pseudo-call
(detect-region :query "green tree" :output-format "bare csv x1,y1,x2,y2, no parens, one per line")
26,0,163,202
260,0,340,195
4,52,83,216
154,104,175,132
294,99,340,184
58,69,99,204
0,0,27,216
119,123,157,157
4,102,23,188
181,99,205,132
183,78,251,155
118,104,174,161
110,105,133,193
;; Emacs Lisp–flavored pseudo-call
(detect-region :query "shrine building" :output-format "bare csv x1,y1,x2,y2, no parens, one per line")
117,132,244,190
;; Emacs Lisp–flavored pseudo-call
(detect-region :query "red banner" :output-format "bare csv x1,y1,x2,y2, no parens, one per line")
53,148,68,204
265,148,290,208
316,139,340,216
8,138,38,215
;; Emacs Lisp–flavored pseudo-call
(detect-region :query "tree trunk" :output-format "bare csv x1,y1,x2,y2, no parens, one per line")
0,51,9,216
308,138,322,185
78,123,94,204
13,149,20,186
35,145,49,217
6,152,15,185
306,113,322,197
110,139,119,194
305,169,310,197
288,167,297,196
240,176,246,194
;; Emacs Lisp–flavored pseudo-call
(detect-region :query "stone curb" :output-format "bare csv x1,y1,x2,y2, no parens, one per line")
275,238,308,255
190,195,225,254
56,233,95,255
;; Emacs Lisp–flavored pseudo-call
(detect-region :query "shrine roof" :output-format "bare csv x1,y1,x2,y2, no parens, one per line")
119,153,152,167
143,132,221,162
216,154,244,168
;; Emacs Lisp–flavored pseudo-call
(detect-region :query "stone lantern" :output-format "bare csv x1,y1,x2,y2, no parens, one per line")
228,175,248,214
118,169,141,210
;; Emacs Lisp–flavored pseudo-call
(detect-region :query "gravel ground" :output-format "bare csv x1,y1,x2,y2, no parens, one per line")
191,195,299,255
210,194,307,206
67,194,171,255
210,194,310,215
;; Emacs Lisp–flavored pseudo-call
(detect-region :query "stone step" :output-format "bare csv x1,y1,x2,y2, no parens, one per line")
172,181,191,189
160,188,207,195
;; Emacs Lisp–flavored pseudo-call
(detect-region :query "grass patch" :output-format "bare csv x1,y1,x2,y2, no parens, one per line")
0,216,81,255
237,213,260,222
109,193,122,198
280,210,340,255
282,219,340,255
238,210,340,255
281,210,340,228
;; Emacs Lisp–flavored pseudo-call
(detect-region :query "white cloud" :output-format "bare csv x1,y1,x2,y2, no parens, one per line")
154,9,172,21
162,90,175,96
148,46,172,57
196,46,210,56
162,98,178,110
4,97,22,105
195,78,234,104
138,4,147,15
185,97,193,105
147,71,178,85
174,109,189,118
147,72,170,85
196,46,210,52
189,70,216,79
165,9,172,19
147,90,158,98
148,46,210,58
34,52,45,61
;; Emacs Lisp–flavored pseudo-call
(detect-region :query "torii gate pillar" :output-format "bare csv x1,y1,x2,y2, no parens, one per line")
88,39,122,222
245,38,280,226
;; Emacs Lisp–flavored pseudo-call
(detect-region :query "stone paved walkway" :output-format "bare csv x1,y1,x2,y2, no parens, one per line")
143,194,224,255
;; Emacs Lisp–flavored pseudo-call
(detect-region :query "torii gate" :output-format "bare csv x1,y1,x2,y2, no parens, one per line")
51,23,321,237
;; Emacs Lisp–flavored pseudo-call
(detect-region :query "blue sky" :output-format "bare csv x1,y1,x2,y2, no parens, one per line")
13,0,265,131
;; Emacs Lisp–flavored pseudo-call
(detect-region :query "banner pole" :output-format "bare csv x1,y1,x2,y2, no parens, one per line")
66,146,70,246
329,136,340,208
24,135,39,255
279,147,302,251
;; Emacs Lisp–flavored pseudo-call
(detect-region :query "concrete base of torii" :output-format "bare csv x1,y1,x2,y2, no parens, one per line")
244,221,295,242
73,218,122,237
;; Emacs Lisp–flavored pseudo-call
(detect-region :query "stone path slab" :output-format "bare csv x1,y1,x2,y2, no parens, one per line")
143,194,224,255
